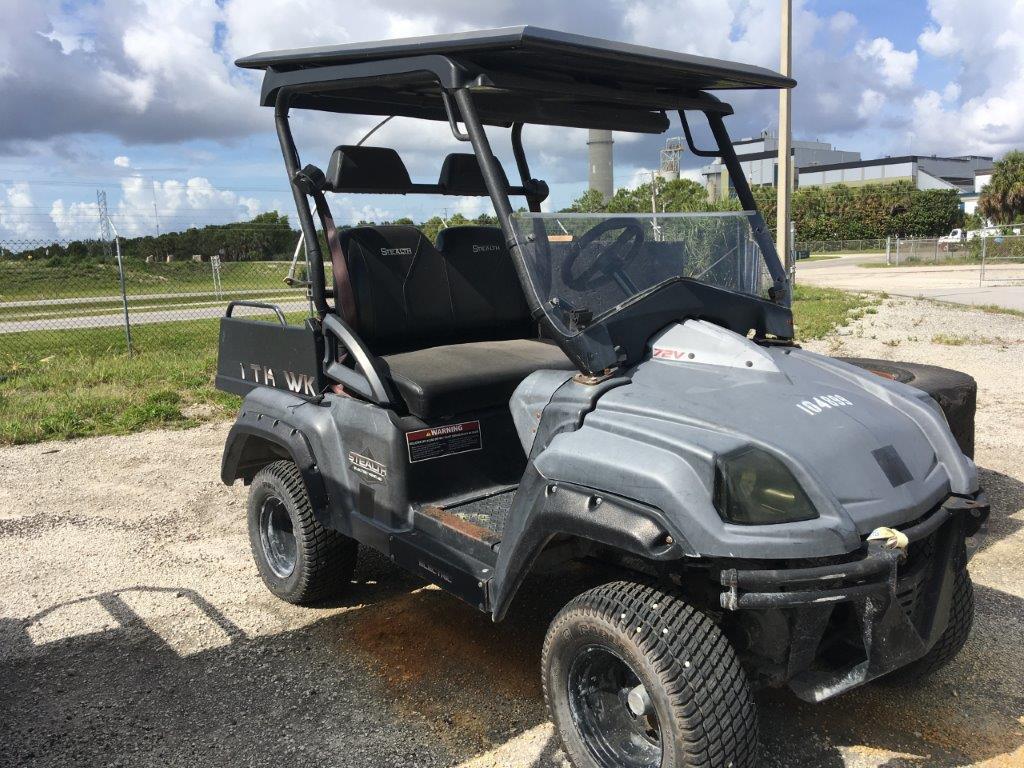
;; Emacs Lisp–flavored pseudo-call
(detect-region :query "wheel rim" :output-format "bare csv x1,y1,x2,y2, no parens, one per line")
259,496,297,578
567,645,662,768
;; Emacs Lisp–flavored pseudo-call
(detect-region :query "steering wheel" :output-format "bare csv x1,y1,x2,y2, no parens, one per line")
560,217,645,293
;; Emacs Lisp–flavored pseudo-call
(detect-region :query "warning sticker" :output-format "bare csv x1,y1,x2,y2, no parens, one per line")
405,420,483,463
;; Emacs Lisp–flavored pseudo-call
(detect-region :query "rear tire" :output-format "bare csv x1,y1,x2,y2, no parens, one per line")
838,357,977,458
542,581,758,768
247,460,358,605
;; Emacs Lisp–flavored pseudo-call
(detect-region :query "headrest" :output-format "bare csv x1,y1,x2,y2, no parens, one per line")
325,146,412,193
437,153,509,196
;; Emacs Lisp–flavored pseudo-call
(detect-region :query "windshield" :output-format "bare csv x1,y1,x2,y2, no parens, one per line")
511,212,773,337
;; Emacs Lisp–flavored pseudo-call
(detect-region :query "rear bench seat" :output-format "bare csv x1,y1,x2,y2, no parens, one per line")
336,224,573,419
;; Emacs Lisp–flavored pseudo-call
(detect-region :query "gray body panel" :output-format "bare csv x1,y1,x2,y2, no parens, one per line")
226,320,976,611
511,320,977,560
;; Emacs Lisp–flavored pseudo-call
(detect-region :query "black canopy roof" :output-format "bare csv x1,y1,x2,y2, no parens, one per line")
239,27,794,133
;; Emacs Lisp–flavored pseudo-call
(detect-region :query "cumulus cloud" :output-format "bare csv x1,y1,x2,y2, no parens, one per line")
50,198,100,240
3,0,1024,235
109,175,264,236
857,89,886,119
829,11,858,36
855,37,918,89
0,183,42,240
904,0,1024,155
918,23,959,58
0,0,259,146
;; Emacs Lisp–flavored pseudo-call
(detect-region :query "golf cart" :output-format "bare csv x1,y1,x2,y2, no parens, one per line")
217,27,988,768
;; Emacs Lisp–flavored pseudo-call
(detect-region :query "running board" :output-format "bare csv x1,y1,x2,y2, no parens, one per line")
415,506,499,564
390,528,492,612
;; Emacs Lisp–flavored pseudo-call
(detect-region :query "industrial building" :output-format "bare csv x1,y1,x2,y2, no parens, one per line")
797,154,993,192
699,130,860,199
690,130,992,200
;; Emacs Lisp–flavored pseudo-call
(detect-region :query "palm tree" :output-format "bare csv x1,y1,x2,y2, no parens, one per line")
978,151,1024,224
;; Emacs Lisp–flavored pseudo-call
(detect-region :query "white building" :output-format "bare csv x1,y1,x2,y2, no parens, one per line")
960,167,993,216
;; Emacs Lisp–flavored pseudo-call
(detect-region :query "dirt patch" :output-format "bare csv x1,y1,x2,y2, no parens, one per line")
348,587,542,701
343,566,602,753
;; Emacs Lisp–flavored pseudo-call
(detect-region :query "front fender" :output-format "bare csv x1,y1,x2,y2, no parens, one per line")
489,464,690,621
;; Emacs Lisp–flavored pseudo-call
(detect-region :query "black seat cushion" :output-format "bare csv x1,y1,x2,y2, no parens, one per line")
383,339,573,419
435,225,534,343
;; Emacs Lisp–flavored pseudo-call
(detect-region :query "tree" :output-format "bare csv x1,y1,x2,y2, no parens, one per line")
978,151,1024,224
568,188,608,213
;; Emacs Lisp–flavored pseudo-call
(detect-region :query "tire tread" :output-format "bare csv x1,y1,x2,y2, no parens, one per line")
542,580,758,768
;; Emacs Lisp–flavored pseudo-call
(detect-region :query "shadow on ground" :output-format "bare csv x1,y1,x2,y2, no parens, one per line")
2,468,1022,768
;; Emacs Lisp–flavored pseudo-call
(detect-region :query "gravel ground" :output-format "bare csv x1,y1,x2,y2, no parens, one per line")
1,295,1023,768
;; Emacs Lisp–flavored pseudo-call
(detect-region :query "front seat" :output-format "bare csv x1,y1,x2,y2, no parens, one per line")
337,224,573,419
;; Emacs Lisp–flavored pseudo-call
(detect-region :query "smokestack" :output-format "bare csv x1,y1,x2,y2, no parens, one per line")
587,129,614,200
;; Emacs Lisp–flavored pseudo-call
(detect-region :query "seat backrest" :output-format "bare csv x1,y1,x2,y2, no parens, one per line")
435,226,533,343
338,225,454,355
337,224,534,355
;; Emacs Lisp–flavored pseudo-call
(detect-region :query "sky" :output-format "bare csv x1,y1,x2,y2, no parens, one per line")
1,0,1022,243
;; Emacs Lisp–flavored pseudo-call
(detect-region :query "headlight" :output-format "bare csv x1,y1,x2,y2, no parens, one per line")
713,447,818,525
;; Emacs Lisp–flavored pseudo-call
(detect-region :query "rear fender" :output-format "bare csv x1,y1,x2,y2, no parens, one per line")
489,463,691,621
221,409,331,524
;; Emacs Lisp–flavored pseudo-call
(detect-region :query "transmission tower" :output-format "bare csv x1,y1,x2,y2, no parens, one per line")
96,190,113,258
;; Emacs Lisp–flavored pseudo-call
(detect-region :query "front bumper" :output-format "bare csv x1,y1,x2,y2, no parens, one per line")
719,492,989,701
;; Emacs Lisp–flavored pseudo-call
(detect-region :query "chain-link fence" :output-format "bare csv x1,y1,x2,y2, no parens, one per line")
0,235,313,365
979,234,1024,285
885,237,977,265
795,238,888,254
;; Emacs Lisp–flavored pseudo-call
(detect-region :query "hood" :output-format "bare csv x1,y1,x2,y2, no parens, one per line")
607,321,975,533
512,320,977,558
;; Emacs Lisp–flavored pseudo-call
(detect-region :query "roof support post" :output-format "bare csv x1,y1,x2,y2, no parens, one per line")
453,88,548,323
511,123,543,213
776,0,794,287
275,91,330,316
707,113,789,300
452,88,515,230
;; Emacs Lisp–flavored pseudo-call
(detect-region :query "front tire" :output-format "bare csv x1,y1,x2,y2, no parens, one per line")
887,558,974,683
542,581,758,768
247,460,358,605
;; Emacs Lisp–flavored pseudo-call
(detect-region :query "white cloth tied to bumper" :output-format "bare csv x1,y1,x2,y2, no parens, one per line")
866,526,910,552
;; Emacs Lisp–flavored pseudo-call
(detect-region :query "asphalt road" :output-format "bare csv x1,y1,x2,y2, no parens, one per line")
797,254,1024,311
0,298,309,334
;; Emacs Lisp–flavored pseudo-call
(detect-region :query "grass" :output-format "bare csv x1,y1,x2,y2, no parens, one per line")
931,333,972,346
791,284,877,340
0,285,875,445
0,319,240,445
0,259,331,302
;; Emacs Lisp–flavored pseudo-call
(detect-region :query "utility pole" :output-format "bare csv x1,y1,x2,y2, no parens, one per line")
776,0,794,279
